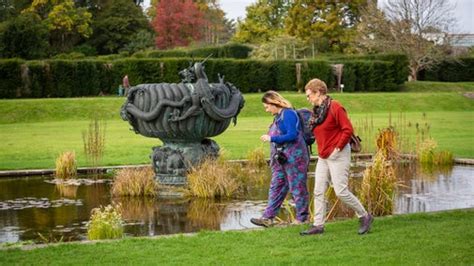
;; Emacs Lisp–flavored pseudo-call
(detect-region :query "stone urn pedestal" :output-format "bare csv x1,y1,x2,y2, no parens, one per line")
120,62,244,185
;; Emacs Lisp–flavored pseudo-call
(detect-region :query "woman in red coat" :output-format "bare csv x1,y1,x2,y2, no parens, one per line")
300,78,373,236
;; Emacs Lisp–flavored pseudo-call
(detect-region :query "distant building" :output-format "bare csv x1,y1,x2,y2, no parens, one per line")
449,34,474,47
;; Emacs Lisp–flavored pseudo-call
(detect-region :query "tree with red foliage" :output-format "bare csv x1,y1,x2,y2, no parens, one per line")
152,0,205,49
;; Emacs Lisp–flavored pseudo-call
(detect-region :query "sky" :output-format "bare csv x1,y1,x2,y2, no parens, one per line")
218,0,473,33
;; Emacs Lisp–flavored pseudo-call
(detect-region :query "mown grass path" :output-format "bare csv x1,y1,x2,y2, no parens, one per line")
1,209,473,265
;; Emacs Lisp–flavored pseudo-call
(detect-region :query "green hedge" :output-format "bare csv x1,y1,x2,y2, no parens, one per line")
133,43,253,59
330,53,409,85
0,56,405,98
419,57,474,82
0,59,23,98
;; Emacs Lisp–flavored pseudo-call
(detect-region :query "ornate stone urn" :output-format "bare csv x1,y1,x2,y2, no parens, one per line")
120,61,245,185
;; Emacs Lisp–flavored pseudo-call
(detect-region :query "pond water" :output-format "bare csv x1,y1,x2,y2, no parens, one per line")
0,163,473,244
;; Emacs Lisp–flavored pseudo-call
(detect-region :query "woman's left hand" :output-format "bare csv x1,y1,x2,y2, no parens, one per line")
260,134,271,142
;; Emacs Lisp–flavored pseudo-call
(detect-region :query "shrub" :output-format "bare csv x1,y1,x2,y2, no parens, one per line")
55,151,77,180
111,167,158,197
87,204,124,240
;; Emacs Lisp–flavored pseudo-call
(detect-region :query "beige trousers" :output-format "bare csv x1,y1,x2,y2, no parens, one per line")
313,144,367,226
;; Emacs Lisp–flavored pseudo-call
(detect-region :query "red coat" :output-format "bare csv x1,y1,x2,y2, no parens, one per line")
313,100,353,159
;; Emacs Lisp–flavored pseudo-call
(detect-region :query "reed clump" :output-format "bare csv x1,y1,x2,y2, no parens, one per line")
359,127,399,216
82,118,106,173
246,146,267,171
111,167,158,197
187,148,269,198
55,151,77,180
86,204,124,240
187,156,241,198
417,138,454,172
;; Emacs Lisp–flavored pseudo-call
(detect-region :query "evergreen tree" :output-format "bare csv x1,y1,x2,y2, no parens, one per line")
89,0,150,54
0,12,49,59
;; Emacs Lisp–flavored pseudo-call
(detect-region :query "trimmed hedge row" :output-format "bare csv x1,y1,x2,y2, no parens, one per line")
419,57,474,82
0,57,406,98
329,53,409,85
133,43,253,59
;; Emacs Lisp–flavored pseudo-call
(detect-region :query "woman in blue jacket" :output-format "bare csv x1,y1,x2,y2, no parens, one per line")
250,91,310,227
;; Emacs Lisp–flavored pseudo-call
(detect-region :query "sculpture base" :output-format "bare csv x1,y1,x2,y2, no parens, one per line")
156,174,186,186
151,138,219,186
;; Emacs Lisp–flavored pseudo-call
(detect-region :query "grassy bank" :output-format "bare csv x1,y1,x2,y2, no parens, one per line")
1,209,473,265
402,81,474,92
1,91,473,124
0,89,473,170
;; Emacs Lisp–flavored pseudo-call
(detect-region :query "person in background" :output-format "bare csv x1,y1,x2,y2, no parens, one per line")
123,75,130,96
250,90,310,227
300,78,373,236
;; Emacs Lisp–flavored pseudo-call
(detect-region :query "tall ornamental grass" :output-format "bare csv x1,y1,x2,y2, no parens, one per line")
111,167,158,197
187,148,269,198
359,127,399,216
82,117,106,171
187,156,241,198
55,151,77,179
87,204,124,240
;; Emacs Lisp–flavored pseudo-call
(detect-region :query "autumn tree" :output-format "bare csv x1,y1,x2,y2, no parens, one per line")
356,0,456,80
152,0,205,49
233,0,291,44
286,0,368,53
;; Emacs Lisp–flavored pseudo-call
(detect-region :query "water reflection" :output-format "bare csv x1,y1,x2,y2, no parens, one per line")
395,165,474,213
0,163,473,243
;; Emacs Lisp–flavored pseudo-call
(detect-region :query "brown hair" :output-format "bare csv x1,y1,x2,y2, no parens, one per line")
261,90,292,109
305,79,327,95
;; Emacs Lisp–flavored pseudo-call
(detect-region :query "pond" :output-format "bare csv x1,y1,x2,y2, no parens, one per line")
1,162,473,244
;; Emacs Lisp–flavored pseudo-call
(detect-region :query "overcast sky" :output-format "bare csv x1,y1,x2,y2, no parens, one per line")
219,0,473,33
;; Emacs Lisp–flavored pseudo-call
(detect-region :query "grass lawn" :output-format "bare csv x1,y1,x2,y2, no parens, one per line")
0,88,473,170
402,81,474,92
1,209,473,265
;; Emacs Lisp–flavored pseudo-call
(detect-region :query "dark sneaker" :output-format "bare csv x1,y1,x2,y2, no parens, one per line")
300,225,324,236
250,217,274,228
358,214,373,235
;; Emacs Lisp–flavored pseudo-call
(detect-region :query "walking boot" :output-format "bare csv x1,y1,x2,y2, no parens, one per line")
358,214,373,234
300,225,324,236
250,217,274,228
